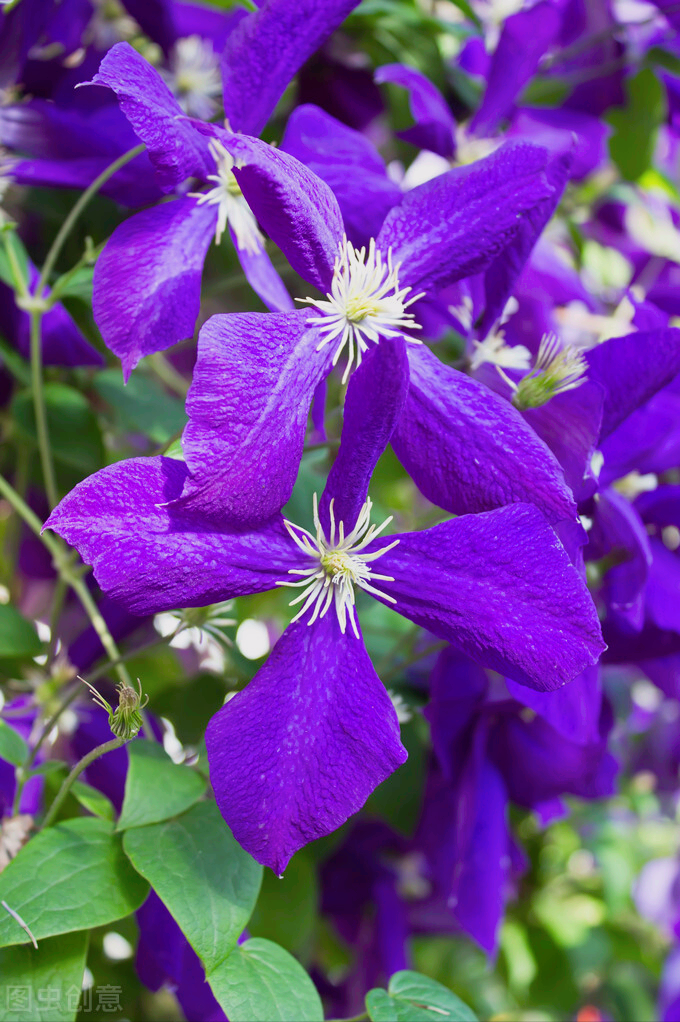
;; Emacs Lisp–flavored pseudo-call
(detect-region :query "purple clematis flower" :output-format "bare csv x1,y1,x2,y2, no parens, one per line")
178,131,581,530
46,340,605,872
83,0,361,377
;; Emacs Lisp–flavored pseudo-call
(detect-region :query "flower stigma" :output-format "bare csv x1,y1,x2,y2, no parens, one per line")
499,332,588,410
277,494,400,638
191,139,263,253
298,235,424,383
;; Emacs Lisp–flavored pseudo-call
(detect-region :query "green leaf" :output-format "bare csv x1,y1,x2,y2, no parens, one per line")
123,801,262,971
93,368,187,445
51,265,94,303
0,931,88,1022
116,740,206,830
207,937,324,1022
12,384,104,477
0,719,29,766
0,605,42,660
607,68,666,181
0,817,148,947
366,972,478,1022
366,989,399,1022
70,781,115,821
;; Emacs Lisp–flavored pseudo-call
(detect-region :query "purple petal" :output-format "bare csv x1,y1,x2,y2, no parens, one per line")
646,539,680,634
425,648,488,779
490,710,617,806
93,197,216,379
506,665,603,746
375,503,605,691
470,0,563,137
590,489,652,629
587,328,680,439
452,757,510,954
480,149,572,335
87,42,212,189
636,484,680,530
522,381,604,499
1,100,163,206
218,130,343,291
319,337,409,533
509,106,609,180
280,104,401,247
206,614,406,874
179,311,330,527
230,227,294,312
374,64,456,159
377,141,555,295
220,0,360,136
44,457,298,614
391,344,576,524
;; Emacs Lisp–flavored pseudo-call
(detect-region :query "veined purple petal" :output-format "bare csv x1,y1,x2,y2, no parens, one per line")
319,338,409,533
220,0,360,136
392,344,576,524
179,311,330,527
218,131,343,291
206,614,406,874
280,104,401,247
375,503,605,691
87,42,213,189
480,149,572,335
587,328,680,439
470,0,563,137
375,64,456,159
93,197,216,380
377,141,555,295
44,457,298,615
230,226,294,312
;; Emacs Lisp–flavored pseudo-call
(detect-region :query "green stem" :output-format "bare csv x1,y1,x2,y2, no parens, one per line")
36,144,145,297
149,352,189,397
29,308,59,509
40,738,127,830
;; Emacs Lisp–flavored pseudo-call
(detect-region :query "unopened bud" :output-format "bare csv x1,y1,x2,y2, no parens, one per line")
80,677,148,741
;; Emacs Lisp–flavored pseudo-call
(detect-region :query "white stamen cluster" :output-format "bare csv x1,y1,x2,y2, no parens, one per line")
192,139,263,253
501,332,588,409
277,495,399,638
162,35,223,119
299,236,424,383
